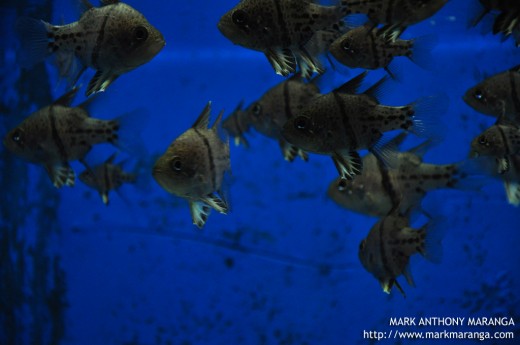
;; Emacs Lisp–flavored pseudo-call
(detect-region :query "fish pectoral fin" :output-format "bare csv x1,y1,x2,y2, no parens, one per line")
497,156,510,174
46,163,75,188
86,70,119,96
265,48,296,77
203,193,229,214
190,201,212,229
332,151,363,180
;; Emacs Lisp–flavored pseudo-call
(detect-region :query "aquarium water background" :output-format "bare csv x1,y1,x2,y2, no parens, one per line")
1,0,520,344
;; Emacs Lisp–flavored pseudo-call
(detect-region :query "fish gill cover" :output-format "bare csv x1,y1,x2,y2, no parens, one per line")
1,0,520,344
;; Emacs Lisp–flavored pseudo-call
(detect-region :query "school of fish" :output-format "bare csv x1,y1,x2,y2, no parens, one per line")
4,0,520,296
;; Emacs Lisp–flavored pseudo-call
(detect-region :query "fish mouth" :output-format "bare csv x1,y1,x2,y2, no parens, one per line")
469,150,480,158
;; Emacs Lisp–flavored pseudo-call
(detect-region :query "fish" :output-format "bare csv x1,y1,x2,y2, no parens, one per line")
217,0,347,77
79,153,137,205
3,87,141,188
340,0,448,36
222,101,251,148
244,73,322,162
328,24,436,79
152,102,231,229
327,134,482,217
358,210,442,296
463,64,520,124
16,0,165,96
281,73,447,180
470,123,520,174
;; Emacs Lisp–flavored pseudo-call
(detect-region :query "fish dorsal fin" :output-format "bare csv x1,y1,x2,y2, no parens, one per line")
233,100,244,113
192,102,212,129
105,152,118,164
408,139,434,159
53,87,79,106
363,75,392,103
101,0,119,6
212,110,224,131
81,0,94,10
511,64,520,73
333,71,368,94
77,93,98,112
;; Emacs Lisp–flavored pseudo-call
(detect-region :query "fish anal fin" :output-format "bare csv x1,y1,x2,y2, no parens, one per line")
265,48,296,76
497,156,511,174
46,163,75,188
190,201,212,229
332,151,363,180
203,193,229,214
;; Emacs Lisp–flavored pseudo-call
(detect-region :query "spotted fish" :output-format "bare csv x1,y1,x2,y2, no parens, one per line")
359,210,443,296
152,103,231,229
79,153,137,205
327,134,481,217
329,24,436,78
3,87,141,188
282,73,447,180
218,0,347,77
16,0,165,96
463,64,520,124
340,0,448,36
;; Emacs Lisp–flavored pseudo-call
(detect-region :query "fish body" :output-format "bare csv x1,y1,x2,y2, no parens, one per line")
79,153,136,205
222,101,251,148
329,25,435,76
340,0,448,33
463,65,520,123
328,144,471,217
281,75,444,179
470,123,520,173
217,0,346,77
359,211,440,296
471,0,520,45
3,88,129,188
245,74,321,161
152,103,231,229
17,0,165,96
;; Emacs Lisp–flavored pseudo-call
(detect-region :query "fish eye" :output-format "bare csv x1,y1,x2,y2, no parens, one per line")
474,89,484,101
232,10,249,26
11,129,24,147
478,136,488,146
341,39,355,55
170,157,182,172
252,103,262,116
294,116,309,130
337,179,347,191
134,25,149,41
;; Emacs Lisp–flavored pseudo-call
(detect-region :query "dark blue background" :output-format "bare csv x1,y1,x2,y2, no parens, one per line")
1,0,520,344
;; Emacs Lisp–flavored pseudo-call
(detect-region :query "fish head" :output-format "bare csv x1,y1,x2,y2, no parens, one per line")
463,80,503,117
470,126,505,158
218,0,278,50
329,28,369,68
282,99,340,154
109,4,165,71
152,134,209,197
3,119,46,163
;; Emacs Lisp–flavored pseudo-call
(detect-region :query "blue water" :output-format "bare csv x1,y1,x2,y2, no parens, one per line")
1,0,520,344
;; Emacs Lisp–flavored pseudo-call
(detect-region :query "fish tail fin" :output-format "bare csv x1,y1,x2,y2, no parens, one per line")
421,217,446,264
16,17,54,68
504,180,520,206
409,34,438,70
406,94,449,141
111,109,148,158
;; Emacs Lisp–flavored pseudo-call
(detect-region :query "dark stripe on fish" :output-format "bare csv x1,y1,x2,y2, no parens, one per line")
376,156,400,210
333,92,358,149
48,106,69,163
272,0,290,47
509,70,520,115
194,129,216,190
378,218,394,281
103,161,110,194
498,125,512,155
91,5,116,68
283,80,293,120
369,29,379,68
